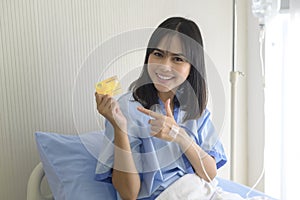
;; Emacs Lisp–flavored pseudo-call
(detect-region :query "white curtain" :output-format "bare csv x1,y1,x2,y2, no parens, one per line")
265,0,300,199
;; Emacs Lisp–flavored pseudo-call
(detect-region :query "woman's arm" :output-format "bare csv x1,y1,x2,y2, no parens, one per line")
95,93,141,199
112,126,141,200
176,131,217,182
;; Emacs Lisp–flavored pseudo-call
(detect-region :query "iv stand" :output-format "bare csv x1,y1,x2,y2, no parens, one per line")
230,0,244,181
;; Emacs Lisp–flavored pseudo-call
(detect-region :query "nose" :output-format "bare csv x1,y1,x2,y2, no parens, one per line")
159,56,172,71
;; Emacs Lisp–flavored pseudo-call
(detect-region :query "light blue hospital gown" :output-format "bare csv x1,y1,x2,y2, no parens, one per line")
95,92,227,200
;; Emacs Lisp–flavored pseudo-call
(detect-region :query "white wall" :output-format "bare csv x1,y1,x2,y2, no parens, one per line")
0,0,250,199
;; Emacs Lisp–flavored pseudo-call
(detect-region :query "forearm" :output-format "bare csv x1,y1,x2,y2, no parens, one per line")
177,129,217,182
112,126,141,200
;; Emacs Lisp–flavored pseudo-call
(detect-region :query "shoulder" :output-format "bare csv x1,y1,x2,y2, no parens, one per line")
117,91,145,119
117,91,141,108
196,109,211,124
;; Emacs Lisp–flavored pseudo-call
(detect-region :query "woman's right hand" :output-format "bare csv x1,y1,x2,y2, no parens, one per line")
95,93,127,131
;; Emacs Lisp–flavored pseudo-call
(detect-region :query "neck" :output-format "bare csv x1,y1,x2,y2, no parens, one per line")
158,91,175,111
158,91,174,102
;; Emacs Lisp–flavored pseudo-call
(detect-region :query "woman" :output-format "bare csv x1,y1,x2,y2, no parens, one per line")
95,16,227,200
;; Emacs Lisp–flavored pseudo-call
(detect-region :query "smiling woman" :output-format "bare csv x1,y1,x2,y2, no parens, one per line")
94,17,227,199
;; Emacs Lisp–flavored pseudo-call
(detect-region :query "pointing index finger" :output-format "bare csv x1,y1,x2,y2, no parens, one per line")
137,106,160,119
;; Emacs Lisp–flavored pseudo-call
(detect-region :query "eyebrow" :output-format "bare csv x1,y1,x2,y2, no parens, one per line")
153,48,186,58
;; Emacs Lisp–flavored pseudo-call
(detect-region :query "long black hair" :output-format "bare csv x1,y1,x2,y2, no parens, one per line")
130,17,208,121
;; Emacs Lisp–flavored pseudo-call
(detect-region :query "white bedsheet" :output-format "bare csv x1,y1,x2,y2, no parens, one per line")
155,174,271,200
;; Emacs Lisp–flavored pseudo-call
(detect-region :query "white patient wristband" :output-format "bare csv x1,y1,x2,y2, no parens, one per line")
169,125,180,138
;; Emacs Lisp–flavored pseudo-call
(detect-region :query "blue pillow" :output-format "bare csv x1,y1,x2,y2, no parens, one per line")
35,131,117,200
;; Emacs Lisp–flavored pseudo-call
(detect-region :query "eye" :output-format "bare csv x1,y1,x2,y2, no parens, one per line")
173,56,185,63
152,50,164,58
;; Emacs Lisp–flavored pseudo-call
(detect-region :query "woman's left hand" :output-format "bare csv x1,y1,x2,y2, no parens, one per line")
137,99,181,142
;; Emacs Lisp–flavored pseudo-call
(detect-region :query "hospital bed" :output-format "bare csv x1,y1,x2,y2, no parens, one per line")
27,131,278,200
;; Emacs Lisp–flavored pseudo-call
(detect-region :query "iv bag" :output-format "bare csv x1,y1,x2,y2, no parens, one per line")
252,0,273,18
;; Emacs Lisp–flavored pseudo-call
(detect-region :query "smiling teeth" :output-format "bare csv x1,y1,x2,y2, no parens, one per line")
157,73,173,80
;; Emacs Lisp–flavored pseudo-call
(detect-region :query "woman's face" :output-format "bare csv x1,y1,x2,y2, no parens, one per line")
147,35,191,94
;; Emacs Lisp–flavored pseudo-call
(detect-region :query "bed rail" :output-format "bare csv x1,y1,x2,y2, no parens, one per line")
27,162,54,200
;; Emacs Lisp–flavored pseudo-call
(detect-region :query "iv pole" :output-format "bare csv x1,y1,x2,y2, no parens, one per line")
230,0,244,181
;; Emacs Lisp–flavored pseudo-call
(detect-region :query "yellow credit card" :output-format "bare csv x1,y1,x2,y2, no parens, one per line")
95,75,122,96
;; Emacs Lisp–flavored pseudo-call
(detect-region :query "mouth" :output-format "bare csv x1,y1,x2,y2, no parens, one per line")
156,73,175,81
